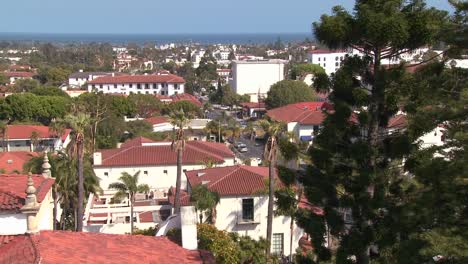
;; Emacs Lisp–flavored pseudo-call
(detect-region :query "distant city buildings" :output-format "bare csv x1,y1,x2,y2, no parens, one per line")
230,59,287,102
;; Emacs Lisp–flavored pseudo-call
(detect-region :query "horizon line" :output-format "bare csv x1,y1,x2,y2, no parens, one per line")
0,31,312,36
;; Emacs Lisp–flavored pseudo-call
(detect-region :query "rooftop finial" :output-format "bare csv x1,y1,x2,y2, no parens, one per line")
42,151,51,179
21,172,40,234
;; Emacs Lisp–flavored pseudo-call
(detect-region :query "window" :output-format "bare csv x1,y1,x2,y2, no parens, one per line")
163,170,168,174
324,63,326,67
272,233,284,255
145,83,149,89
145,91,149,94
99,84,103,88
114,84,117,88
129,84,133,88
92,84,95,89
335,62,339,66
137,84,141,89
76,78,78,81
104,172,109,177
318,57,321,61
153,83,158,89
183,169,187,172
144,171,148,175
324,57,326,61
174,84,178,89
335,56,339,61
242,198,254,221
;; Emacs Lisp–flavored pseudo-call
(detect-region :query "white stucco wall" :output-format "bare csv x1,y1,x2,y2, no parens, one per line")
87,82,184,96
0,189,54,235
230,60,286,97
214,195,303,256
95,159,235,192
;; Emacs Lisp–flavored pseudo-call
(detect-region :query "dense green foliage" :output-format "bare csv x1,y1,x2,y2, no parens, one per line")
197,224,273,264
297,1,462,264
265,80,316,109
290,63,326,80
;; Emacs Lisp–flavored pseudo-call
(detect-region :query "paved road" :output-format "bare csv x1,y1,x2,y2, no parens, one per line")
233,136,265,162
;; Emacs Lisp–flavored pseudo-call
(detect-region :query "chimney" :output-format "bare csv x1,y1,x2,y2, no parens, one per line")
93,152,102,165
180,206,198,250
42,151,51,179
250,158,258,167
111,72,115,77
20,173,40,234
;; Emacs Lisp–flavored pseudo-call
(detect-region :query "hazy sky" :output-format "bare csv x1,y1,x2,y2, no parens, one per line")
0,0,454,34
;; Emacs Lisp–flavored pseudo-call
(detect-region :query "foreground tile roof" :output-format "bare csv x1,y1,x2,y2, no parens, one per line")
170,93,203,107
4,125,71,141
0,231,214,264
96,140,234,167
88,74,185,84
266,102,332,125
185,165,282,196
0,174,54,212
0,151,37,174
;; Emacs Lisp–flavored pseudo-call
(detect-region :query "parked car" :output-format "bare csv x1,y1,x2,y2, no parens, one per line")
239,147,248,153
235,142,246,149
219,105,230,110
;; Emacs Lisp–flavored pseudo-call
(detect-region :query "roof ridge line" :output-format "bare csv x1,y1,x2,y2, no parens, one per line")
203,165,242,189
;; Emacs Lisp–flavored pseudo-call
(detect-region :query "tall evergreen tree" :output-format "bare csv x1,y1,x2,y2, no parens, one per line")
297,1,447,263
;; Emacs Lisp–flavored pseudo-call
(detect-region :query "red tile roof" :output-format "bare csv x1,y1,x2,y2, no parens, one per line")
120,136,157,148
171,93,202,107
0,231,214,264
145,116,169,125
9,65,32,71
387,114,408,129
266,102,332,125
0,174,54,212
96,141,234,167
240,102,266,109
4,125,71,141
185,165,282,196
88,74,185,84
4,71,34,78
298,196,324,216
167,186,191,206
0,151,37,174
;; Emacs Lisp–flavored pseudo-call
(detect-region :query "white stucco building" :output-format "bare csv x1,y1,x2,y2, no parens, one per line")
306,49,348,75
0,125,71,153
68,70,123,88
0,173,55,235
267,102,332,143
230,59,287,102
93,137,236,195
87,73,185,96
182,165,305,257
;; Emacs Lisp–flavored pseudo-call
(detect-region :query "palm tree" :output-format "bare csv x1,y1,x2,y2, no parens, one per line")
169,109,191,213
259,119,287,259
30,131,40,152
57,113,93,232
108,171,149,235
23,151,101,230
244,121,256,141
0,122,8,152
190,184,220,224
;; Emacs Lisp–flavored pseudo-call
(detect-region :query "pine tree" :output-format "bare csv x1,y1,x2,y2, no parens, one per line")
297,1,448,263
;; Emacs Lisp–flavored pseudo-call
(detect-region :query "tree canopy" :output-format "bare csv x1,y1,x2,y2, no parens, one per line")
265,80,316,109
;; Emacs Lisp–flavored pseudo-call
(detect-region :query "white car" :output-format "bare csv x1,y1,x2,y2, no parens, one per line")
235,142,246,149
239,147,248,153
219,105,230,110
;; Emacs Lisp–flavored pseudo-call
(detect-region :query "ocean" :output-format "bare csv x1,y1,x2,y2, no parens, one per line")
0,32,312,45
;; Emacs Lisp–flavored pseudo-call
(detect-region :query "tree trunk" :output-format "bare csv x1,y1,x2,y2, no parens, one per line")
174,148,183,213
266,157,275,259
211,207,217,225
130,194,134,235
76,140,84,232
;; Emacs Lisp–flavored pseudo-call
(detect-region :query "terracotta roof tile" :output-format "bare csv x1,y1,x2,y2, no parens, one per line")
119,136,156,148
0,231,214,264
186,165,281,196
0,151,37,174
4,71,34,78
88,74,185,84
145,116,169,125
5,125,71,141
266,102,332,125
96,141,234,167
0,174,54,212
387,114,407,129
171,93,202,107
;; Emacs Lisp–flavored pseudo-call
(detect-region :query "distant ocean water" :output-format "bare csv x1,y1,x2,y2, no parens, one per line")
0,32,312,45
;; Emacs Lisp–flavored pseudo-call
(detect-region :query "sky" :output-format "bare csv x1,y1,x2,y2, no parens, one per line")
0,0,454,34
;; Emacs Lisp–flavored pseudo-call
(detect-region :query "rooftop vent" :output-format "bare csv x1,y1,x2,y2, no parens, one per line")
197,172,205,177
201,180,210,185
7,159,13,164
